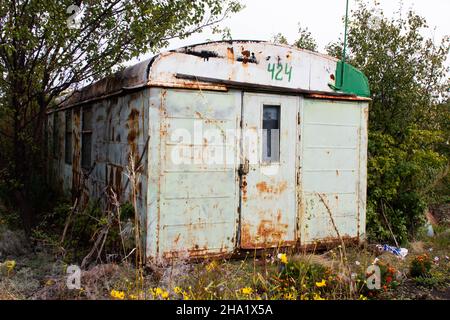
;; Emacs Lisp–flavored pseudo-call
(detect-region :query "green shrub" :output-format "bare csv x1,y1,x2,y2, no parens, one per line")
367,129,447,244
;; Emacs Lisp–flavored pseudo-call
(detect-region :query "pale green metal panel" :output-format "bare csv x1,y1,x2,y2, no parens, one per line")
299,99,368,243
150,88,240,261
146,88,163,260
240,93,298,248
357,103,369,239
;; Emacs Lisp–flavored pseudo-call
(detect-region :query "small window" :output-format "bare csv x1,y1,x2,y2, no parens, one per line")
81,107,93,169
65,110,73,164
262,105,280,162
52,113,59,158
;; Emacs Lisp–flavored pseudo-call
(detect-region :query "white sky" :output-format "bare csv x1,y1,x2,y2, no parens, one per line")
130,0,449,64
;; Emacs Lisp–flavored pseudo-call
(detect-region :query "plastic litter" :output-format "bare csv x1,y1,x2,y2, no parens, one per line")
426,223,435,237
376,244,408,259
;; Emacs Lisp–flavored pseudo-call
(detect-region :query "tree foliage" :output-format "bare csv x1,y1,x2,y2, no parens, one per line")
292,26,317,52
0,0,242,235
342,1,449,243
271,25,318,52
271,33,289,45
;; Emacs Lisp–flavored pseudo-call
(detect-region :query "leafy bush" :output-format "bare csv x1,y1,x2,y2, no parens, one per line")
367,129,447,244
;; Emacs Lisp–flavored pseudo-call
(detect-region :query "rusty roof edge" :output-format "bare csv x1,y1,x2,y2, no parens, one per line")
47,84,149,114
49,56,158,112
174,73,371,100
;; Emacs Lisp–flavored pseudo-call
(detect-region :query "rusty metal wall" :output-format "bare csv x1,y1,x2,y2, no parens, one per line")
48,90,150,226
298,98,369,244
49,90,368,262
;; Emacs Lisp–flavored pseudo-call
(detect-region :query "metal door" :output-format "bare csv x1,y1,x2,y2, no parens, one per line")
239,93,298,249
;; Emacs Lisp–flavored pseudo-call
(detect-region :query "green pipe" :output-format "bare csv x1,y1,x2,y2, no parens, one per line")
341,0,349,87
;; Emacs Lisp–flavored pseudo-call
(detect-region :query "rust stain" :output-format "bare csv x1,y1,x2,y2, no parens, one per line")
257,219,287,242
173,233,181,245
240,223,252,247
151,80,227,91
107,164,123,195
127,108,140,162
241,48,250,65
255,181,288,194
286,51,292,61
115,167,123,194
242,175,247,202
227,47,235,63
163,247,230,260
240,211,292,249
276,210,282,222
307,93,371,102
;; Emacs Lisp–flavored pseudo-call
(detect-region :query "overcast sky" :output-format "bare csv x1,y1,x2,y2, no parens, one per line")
130,0,449,64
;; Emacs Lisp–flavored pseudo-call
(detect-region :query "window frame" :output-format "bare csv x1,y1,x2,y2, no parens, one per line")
261,104,281,164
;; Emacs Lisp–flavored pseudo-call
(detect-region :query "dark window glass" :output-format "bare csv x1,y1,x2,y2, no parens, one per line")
65,110,73,164
262,105,280,162
81,107,93,169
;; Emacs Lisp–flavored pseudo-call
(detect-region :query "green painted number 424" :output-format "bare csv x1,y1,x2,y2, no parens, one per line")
267,63,292,82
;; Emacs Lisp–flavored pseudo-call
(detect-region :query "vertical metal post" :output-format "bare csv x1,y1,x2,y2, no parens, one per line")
341,0,349,87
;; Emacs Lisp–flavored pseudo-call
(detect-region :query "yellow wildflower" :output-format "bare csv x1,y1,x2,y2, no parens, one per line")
183,292,191,300
284,292,295,300
110,289,125,300
174,286,183,294
241,287,253,295
313,293,325,300
154,287,163,296
359,294,368,300
45,279,55,286
206,260,218,272
5,260,16,273
315,279,326,288
277,253,288,264
151,287,169,299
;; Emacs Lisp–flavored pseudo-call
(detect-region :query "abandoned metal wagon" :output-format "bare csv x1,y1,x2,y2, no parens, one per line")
47,40,370,263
